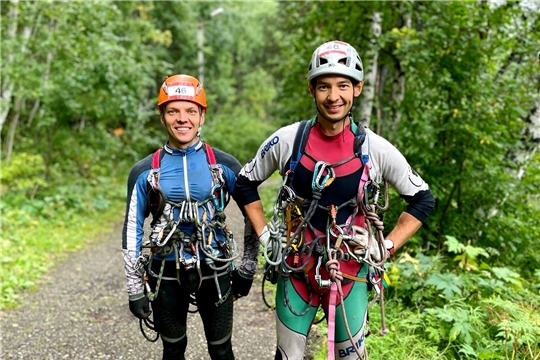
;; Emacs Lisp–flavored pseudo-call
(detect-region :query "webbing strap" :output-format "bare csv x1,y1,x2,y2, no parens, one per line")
204,143,216,165
152,149,161,169
342,273,367,282
357,162,371,204
290,120,312,172
327,282,338,360
150,149,163,189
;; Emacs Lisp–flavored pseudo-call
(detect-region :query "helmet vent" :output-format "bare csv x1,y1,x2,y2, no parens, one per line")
307,40,364,82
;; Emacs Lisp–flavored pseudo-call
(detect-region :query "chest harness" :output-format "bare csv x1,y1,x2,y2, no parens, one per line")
263,118,391,359
135,143,238,312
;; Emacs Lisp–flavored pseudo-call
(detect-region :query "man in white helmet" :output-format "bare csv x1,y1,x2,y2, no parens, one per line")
235,40,435,359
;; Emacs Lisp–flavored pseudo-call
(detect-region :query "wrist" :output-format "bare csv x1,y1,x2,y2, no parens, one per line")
129,293,146,301
259,225,269,238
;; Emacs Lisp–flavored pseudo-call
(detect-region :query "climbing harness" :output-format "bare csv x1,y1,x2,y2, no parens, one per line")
136,143,239,341
261,118,392,359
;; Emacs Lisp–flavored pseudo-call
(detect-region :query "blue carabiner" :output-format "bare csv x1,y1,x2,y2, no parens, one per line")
312,161,335,192
211,183,224,212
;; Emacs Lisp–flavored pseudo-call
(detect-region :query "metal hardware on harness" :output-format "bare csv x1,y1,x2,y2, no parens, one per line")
312,161,336,192
134,253,150,276
315,256,331,289
211,183,225,212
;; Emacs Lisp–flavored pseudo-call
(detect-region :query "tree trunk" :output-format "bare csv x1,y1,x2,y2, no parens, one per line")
487,89,540,218
0,0,19,133
387,12,411,141
358,11,382,128
26,98,41,128
376,64,388,135
4,98,24,162
79,112,86,133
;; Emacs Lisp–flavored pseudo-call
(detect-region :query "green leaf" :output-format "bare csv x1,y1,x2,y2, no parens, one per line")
425,273,464,298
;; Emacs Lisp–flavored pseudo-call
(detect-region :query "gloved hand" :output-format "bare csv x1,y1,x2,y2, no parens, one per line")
231,269,254,299
258,226,271,248
129,294,151,319
350,225,384,261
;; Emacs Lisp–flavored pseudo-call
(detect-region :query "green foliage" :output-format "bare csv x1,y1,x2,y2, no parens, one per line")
0,152,48,195
384,235,540,358
1,1,539,358
0,195,125,309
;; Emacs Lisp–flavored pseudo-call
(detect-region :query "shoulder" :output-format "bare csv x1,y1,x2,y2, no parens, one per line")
262,121,307,156
128,153,153,179
270,121,305,143
364,128,430,194
126,153,154,191
363,128,405,161
210,145,242,174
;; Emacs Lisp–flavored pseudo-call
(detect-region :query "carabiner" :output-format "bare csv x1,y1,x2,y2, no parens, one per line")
312,161,336,192
211,184,224,212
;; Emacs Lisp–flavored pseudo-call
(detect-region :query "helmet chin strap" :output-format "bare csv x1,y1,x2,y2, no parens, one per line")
191,115,203,142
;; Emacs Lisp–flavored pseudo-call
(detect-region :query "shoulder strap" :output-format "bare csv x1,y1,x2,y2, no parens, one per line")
350,118,369,166
202,142,228,211
146,148,166,220
290,119,312,172
150,148,166,189
203,143,217,165
152,148,162,170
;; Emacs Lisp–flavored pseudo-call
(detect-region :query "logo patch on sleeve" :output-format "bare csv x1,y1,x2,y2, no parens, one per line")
260,136,279,159
408,167,424,187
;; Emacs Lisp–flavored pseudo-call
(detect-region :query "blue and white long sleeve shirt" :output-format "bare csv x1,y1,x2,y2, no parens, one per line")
122,141,252,296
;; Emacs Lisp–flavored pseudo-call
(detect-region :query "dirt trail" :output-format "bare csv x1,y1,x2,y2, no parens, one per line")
0,203,280,360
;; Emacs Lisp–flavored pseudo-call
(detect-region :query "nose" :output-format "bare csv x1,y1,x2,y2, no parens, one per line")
327,86,339,102
175,110,188,122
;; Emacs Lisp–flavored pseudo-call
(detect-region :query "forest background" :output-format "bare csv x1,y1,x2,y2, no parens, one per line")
1,1,539,359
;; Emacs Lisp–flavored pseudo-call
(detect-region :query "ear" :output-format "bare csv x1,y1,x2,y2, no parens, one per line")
160,113,165,124
308,82,315,98
199,111,206,126
354,81,364,97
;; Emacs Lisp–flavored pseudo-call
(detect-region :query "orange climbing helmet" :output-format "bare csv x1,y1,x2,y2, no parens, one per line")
157,74,207,112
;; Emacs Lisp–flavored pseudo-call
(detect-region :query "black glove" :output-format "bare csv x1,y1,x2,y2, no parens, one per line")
231,269,254,299
129,295,151,319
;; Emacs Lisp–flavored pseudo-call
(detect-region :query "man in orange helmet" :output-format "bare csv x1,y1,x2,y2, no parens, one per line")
121,74,258,360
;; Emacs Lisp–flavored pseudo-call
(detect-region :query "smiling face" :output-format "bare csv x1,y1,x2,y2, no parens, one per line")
161,100,205,149
309,74,363,130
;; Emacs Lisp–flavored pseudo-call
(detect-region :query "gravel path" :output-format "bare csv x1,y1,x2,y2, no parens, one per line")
0,203,280,360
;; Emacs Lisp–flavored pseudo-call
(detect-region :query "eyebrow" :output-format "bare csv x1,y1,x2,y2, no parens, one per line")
166,105,198,112
317,81,351,86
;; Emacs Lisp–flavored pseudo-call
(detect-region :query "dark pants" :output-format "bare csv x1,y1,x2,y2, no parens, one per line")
148,260,235,360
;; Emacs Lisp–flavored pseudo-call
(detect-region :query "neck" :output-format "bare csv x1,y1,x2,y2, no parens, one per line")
168,137,200,150
316,115,350,136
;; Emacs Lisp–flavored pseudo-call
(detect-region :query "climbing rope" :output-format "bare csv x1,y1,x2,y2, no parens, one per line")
260,157,392,358
326,248,367,360
139,316,159,342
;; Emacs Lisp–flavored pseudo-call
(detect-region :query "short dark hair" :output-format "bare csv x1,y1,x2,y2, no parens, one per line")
310,77,359,89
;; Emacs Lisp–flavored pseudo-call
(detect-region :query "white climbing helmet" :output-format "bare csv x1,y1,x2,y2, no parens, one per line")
307,40,364,82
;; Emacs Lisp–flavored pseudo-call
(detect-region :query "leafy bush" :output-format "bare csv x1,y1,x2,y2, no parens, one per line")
0,152,48,196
